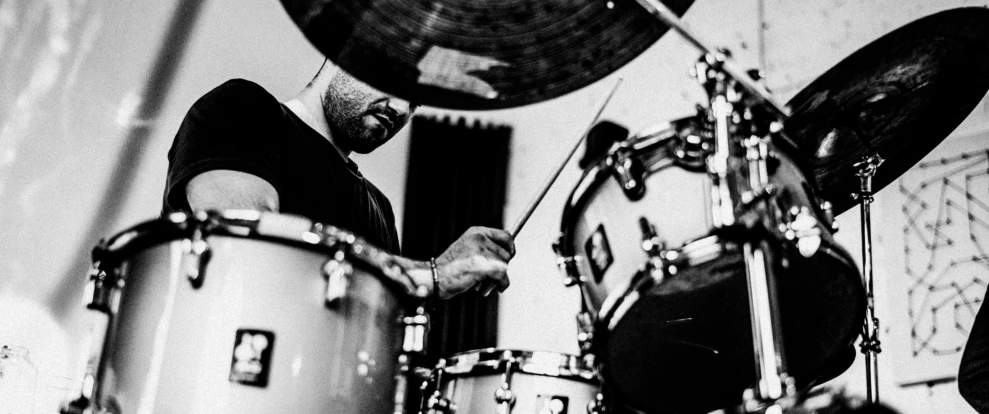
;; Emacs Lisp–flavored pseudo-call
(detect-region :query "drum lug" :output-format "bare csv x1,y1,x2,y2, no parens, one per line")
586,393,608,414
181,225,211,289
608,150,645,200
422,359,455,414
402,306,430,353
493,352,517,414
575,312,595,355
638,217,670,282
780,206,823,258
322,253,353,306
553,237,585,287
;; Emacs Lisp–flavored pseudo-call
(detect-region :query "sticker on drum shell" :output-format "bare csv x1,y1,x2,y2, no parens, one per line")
536,395,569,414
584,224,613,283
229,329,275,387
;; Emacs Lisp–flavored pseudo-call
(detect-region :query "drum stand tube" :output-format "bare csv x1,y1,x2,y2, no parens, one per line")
742,239,795,412
696,47,795,412
854,154,884,404
397,306,430,414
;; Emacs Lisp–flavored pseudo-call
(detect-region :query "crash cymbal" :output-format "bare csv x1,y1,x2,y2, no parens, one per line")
784,7,989,215
280,0,693,110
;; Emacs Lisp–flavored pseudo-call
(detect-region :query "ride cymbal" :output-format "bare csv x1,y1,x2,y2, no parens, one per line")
280,0,693,110
784,7,989,215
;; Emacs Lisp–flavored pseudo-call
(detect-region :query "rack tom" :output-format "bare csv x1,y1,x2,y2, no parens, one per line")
556,116,865,413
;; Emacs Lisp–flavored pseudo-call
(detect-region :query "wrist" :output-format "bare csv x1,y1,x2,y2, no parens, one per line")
397,258,438,299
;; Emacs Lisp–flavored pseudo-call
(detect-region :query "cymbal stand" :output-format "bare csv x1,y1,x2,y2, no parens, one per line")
853,154,884,404
694,55,795,413
631,0,790,119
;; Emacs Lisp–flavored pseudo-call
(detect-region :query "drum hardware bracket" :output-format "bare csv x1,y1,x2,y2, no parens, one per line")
607,149,645,200
853,153,885,404
403,306,430,354
638,217,671,282
421,358,455,414
322,251,353,306
553,236,586,287
779,206,823,258
402,306,432,413
182,214,214,289
575,312,596,356
85,260,114,314
586,392,608,414
494,351,518,414
739,184,777,210
393,354,412,414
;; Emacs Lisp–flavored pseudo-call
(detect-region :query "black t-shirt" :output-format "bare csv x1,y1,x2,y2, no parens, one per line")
163,79,401,254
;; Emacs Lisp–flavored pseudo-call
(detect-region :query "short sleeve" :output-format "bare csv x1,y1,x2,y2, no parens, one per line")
163,79,285,212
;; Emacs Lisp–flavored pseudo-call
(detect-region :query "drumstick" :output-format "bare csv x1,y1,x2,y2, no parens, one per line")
508,78,623,238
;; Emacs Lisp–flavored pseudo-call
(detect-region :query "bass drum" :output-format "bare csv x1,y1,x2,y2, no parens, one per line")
557,116,865,413
86,210,421,414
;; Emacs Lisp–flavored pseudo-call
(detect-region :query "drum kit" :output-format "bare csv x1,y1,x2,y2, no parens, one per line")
60,1,989,413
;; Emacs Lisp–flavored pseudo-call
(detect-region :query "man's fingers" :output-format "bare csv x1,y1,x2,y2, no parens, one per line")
483,243,512,262
476,227,516,257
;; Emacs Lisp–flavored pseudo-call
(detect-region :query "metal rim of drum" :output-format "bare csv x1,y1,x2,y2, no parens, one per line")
442,348,597,382
93,209,421,301
596,232,862,337
559,115,823,253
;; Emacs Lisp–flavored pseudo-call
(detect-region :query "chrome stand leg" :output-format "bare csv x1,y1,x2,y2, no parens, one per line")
398,306,430,414
742,239,796,413
854,154,884,404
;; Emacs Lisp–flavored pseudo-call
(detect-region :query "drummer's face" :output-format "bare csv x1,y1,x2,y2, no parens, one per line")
322,70,417,154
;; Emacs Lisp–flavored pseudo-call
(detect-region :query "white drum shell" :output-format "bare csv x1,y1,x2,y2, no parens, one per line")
436,350,598,414
94,217,406,413
568,157,714,312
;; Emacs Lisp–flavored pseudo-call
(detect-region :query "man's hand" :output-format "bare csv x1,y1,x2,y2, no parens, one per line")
434,226,515,299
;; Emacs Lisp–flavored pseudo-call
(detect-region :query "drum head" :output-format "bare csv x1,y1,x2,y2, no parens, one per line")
599,240,865,414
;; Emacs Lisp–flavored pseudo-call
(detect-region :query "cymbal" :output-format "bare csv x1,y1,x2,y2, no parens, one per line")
280,0,693,110
784,7,989,215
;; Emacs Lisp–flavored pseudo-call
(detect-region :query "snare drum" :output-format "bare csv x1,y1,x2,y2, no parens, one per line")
83,211,422,413
556,116,866,413
422,349,600,414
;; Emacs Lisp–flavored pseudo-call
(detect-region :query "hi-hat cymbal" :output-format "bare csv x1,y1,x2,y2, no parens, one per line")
784,7,989,215
280,0,693,110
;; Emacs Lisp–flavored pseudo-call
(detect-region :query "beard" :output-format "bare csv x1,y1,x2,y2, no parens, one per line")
321,75,389,155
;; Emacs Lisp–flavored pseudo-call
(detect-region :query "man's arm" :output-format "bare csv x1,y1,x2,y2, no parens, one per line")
185,174,513,299
186,170,280,212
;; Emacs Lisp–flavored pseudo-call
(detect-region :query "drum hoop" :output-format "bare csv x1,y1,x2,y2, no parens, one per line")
558,119,826,258
442,348,596,381
596,233,862,334
93,210,420,300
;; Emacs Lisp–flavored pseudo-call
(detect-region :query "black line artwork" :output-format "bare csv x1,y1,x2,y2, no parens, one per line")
902,149,989,357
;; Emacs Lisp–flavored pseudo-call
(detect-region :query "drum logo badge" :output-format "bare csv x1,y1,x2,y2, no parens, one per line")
536,395,569,414
585,224,613,283
229,329,275,387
